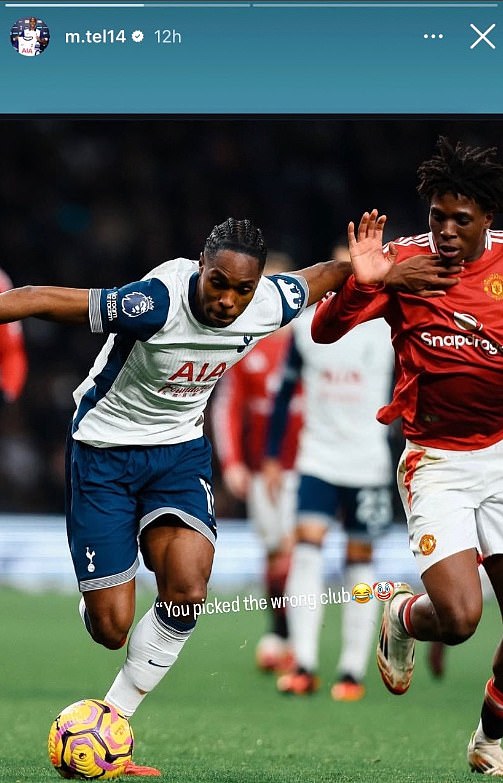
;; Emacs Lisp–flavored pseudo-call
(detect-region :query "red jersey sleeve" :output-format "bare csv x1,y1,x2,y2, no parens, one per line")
311,276,390,343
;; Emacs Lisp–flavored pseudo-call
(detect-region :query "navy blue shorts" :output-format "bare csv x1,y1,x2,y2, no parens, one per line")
65,434,216,592
297,474,392,540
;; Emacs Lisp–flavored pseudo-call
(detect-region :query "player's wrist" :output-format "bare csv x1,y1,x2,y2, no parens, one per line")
332,259,352,279
383,263,400,288
352,278,385,293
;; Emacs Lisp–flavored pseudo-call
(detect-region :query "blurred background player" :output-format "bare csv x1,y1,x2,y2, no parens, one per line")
212,252,303,673
263,242,394,700
0,267,27,408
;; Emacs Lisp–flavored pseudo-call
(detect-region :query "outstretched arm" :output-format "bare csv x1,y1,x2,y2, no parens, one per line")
0,286,89,324
295,260,352,306
284,207,462,310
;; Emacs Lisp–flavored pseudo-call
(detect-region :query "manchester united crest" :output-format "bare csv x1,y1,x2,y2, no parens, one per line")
484,273,503,301
419,534,436,556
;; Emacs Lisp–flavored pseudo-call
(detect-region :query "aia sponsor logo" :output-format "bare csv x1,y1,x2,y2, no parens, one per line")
158,361,227,396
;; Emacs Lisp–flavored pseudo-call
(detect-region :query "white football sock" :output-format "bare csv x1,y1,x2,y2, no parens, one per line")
286,542,324,673
79,597,92,635
336,561,378,682
105,604,195,717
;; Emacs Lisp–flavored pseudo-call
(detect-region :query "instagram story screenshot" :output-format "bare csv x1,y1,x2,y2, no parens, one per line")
1,1,503,781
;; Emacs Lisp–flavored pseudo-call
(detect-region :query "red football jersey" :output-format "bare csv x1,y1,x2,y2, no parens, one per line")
0,269,27,401
212,329,303,471
312,230,503,450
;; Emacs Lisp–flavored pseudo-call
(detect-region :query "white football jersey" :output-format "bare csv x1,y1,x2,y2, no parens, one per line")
293,306,393,486
73,258,307,447
18,31,37,56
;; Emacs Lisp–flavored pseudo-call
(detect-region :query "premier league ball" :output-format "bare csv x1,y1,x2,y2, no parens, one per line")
48,699,133,779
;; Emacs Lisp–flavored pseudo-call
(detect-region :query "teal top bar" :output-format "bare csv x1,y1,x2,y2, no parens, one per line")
2,0,501,112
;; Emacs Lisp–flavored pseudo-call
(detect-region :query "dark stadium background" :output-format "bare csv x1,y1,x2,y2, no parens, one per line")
0,118,499,515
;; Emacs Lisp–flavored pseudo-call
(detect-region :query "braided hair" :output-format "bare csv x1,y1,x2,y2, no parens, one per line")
204,218,267,268
417,136,503,212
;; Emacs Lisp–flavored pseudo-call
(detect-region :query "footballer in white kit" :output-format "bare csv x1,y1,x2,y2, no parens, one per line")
69,257,308,590
292,306,392,490
267,306,394,699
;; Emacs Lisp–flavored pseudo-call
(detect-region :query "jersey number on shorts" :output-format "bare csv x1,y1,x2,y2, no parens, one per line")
355,488,392,536
199,477,215,517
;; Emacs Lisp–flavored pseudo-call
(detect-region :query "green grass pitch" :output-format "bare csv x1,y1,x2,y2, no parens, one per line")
0,586,499,782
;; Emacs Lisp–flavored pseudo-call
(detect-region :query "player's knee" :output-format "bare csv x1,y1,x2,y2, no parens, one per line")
162,580,208,608
296,531,325,547
439,608,480,645
295,520,326,546
88,613,132,650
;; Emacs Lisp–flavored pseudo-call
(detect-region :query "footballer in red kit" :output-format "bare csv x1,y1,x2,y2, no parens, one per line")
314,227,503,450
312,138,503,776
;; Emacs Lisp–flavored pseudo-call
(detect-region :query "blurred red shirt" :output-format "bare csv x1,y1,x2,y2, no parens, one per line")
212,330,303,471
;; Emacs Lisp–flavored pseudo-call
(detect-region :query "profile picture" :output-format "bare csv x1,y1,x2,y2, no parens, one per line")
10,17,50,57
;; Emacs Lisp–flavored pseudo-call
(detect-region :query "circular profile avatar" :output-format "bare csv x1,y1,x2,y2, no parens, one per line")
10,17,50,57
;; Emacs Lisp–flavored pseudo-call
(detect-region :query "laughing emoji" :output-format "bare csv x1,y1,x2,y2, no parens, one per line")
352,583,373,604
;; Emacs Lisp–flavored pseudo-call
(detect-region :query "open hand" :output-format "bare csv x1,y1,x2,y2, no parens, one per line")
348,210,392,285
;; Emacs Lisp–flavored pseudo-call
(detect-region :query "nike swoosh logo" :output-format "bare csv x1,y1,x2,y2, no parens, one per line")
148,659,170,668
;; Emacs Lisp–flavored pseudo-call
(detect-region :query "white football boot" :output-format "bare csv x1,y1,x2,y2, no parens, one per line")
376,582,415,695
468,732,503,776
